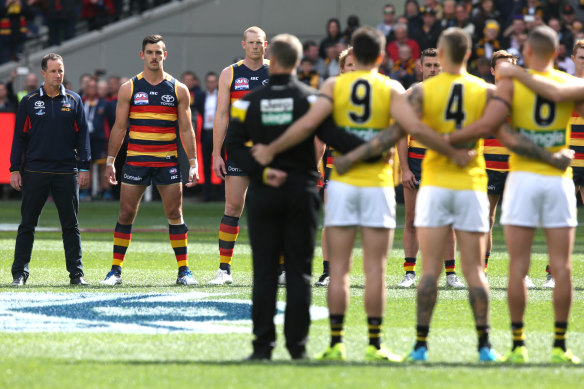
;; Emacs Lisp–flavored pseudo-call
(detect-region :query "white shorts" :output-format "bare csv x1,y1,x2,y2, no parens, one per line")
324,180,396,228
501,171,577,228
414,186,489,232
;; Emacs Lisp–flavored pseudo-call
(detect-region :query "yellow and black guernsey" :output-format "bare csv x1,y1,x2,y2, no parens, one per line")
127,72,180,168
331,70,394,187
510,69,574,178
421,71,488,191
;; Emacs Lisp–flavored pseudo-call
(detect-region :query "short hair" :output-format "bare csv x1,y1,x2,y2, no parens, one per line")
243,26,266,42
41,53,63,71
573,39,584,54
351,26,385,65
269,33,303,69
303,40,318,53
490,50,517,69
338,46,354,70
205,71,218,79
420,48,438,64
394,22,408,34
181,70,198,81
142,34,165,52
438,27,471,64
527,25,558,57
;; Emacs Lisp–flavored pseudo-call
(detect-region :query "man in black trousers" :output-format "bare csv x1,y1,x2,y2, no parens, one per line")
227,33,365,360
9,53,91,286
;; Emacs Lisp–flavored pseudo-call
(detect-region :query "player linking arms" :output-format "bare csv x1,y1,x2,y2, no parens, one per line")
252,26,472,362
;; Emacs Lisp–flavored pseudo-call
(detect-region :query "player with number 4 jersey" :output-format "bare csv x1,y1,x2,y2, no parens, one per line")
449,26,582,364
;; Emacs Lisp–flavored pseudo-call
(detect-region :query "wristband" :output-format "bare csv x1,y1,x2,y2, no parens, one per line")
106,156,115,166
79,169,89,172
262,167,270,184
188,158,199,181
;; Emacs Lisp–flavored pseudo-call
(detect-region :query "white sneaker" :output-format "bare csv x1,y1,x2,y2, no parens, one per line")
398,273,416,288
100,270,122,286
525,275,536,289
542,274,555,289
446,274,465,288
278,271,286,285
208,269,233,285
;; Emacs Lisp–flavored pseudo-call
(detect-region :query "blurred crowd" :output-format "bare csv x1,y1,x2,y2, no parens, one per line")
298,1,584,89
0,0,178,64
3,0,584,201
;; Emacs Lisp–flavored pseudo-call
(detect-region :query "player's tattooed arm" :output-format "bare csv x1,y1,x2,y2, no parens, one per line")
334,124,405,175
496,123,573,171
407,84,423,119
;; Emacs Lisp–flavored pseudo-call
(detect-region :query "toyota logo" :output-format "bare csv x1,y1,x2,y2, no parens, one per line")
161,95,175,103
34,101,45,108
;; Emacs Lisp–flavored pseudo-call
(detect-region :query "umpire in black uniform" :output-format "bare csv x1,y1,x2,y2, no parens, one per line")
227,34,365,360
9,53,91,286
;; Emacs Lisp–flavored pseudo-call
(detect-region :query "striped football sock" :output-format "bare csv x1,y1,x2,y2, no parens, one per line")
112,222,132,270
169,223,188,268
219,215,239,274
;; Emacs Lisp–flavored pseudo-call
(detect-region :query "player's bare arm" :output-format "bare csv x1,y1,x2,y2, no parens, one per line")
334,123,405,175
176,81,199,187
494,122,573,171
497,61,584,102
211,65,233,179
391,84,473,167
397,136,416,190
251,77,335,166
449,82,509,145
105,81,132,185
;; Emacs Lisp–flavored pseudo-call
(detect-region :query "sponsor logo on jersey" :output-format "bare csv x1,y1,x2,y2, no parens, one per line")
518,128,567,148
262,79,269,86
134,92,149,105
0,292,328,334
34,101,45,109
62,102,71,108
234,77,250,90
36,109,45,116
261,98,294,125
169,167,178,174
160,94,176,106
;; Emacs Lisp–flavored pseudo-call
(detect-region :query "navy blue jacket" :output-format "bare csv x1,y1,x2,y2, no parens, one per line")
10,84,91,173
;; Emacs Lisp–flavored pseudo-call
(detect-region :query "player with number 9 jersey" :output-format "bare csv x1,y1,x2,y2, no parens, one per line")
330,71,394,188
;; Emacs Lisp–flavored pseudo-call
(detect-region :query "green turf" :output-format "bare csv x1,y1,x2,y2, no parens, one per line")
0,200,583,388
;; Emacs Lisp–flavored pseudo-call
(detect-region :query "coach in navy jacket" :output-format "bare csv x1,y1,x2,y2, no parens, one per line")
9,53,91,286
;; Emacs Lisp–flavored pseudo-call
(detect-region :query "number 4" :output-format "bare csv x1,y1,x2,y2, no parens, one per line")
445,84,465,129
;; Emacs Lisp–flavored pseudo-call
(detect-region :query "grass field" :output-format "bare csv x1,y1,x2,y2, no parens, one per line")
0,199,583,389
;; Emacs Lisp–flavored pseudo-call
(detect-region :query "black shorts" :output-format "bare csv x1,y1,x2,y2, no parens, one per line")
408,157,422,189
486,169,508,195
225,158,247,177
573,167,584,187
121,164,182,186
90,140,107,163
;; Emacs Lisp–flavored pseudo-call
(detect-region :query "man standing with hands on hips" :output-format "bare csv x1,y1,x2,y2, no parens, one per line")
9,53,91,286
